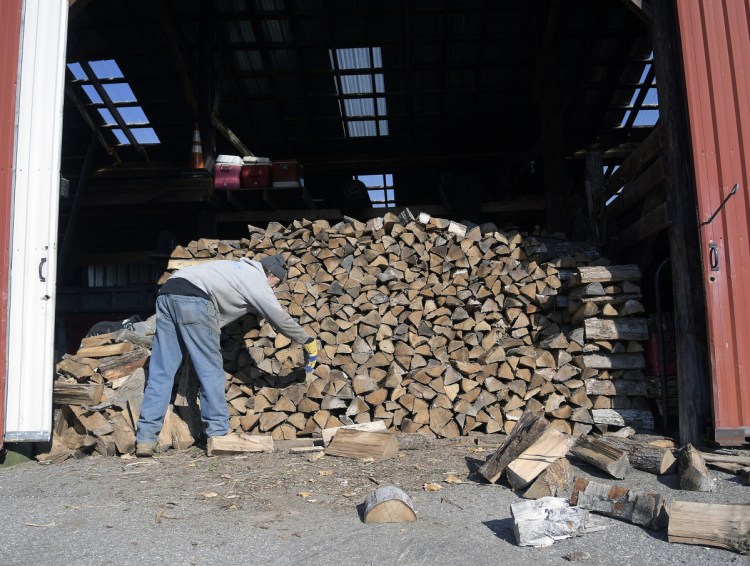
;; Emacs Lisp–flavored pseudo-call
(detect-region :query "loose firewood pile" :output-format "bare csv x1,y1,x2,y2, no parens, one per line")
481,409,750,554
48,211,662,456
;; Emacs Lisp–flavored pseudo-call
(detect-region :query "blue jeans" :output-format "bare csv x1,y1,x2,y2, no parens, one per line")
136,294,229,444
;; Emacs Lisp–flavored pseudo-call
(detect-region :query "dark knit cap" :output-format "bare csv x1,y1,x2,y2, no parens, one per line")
259,254,287,283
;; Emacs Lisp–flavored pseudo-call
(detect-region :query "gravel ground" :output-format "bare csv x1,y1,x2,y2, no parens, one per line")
0,442,748,566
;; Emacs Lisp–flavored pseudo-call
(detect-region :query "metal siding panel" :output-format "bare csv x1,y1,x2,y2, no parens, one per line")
676,0,750,437
0,0,24,447
4,0,68,441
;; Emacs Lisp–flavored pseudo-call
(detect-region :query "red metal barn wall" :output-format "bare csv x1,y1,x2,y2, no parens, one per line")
676,0,750,443
0,0,24,447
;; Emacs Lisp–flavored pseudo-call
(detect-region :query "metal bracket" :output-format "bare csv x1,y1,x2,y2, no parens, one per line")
700,183,739,226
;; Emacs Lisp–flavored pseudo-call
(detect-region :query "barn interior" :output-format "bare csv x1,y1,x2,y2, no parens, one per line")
57,0,671,401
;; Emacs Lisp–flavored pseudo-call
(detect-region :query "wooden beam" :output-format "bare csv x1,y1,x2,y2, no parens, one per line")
540,57,568,234
619,0,654,24
605,127,663,197
154,0,198,119
210,113,253,157
605,157,666,219
198,0,216,166
69,0,93,19
610,202,669,253
584,151,604,246
652,1,711,445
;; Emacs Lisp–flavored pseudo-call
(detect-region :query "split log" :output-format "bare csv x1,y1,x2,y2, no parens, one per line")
53,382,104,406
580,353,644,369
570,477,669,531
570,265,641,286
700,452,750,467
76,342,133,358
159,405,194,450
571,436,631,479
506,429,575,490
98,349,150,381
478,410,548,483
523,457,573,499
583,318,648,341
67,405,114,437
109,411,136,454
56,357,95,380
678,444,716,492
325,429,399,462
510,497,597,547
321,420,387,445
363,486,417,524
668,501,750,554
206,433,275,456
591,408,654,430
593,435,676,475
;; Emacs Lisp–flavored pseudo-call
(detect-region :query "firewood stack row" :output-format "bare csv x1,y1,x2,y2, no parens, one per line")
562,265,655,432
49,212,655,456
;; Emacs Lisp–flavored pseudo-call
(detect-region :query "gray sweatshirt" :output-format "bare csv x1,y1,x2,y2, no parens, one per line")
171,258,311,343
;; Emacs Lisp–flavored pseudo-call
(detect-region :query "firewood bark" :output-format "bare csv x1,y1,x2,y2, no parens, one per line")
594,435,676,475
668,501,750,554
207,433,274,455
506,429,575,490
98,349,150,381
570,477,669,531
523,457,573,499
325,429,399,462
478,410,548,483
363,486,417,524
53,382,104,406
510,497,595,547
678,444,716,492
571,436,631,479
321,421,387,445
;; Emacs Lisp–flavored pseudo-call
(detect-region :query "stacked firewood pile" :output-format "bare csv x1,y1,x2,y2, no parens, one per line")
49,211,656,457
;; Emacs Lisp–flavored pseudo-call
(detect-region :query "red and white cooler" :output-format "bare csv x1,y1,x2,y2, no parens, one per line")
272,159,303,188
241,156,272,188
213,163,241,189
213,155,242,189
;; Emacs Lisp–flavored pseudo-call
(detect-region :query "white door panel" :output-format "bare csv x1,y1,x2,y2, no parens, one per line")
5,0,68,441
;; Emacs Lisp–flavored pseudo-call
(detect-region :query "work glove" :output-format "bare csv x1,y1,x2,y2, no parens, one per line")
303,338,318,375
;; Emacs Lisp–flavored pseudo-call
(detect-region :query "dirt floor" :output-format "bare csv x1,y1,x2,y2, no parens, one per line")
0,440,748,566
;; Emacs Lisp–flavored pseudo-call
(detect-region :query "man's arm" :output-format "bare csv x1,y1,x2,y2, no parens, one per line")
252,286,312,344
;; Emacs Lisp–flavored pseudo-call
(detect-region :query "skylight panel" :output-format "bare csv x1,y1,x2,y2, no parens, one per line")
112,129,129,145
82,85,103,104
89,59,124,80
103,83,137,103
67,62,86,81
97,108,116,125
620,57,658,128
118,106,149,125
131,128,160,144
331,47,389,138
68,58,160,147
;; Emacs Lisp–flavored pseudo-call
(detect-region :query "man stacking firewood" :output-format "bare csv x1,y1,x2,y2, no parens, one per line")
135,254,318,457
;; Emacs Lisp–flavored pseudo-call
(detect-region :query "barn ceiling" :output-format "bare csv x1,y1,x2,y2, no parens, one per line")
60,0,655,256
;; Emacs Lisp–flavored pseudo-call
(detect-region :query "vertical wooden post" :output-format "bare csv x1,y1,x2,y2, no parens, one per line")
651,0,711,445
541,77,568,235
584,151,603,246
198,0,216,167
